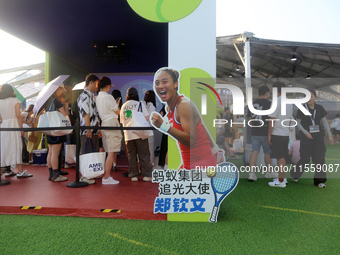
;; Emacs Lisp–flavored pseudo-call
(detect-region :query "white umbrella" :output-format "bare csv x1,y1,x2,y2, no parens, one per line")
33,75,69,118
72,81,85,91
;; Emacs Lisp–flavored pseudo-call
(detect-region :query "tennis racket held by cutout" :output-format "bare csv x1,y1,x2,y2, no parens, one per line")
209,162,239,223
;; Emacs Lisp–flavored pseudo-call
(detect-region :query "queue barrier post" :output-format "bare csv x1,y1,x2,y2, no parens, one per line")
67,120,88,188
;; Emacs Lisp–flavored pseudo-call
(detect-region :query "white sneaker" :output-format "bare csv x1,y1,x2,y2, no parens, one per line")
143,176,152,182
16,170,33,178
273,178,288,184
79,176,96,184
102,176,119,185
268,179,286,188
265,172,278,178
291,178,298,183
318,183,326,188
248,172,257,181
131,177,138,182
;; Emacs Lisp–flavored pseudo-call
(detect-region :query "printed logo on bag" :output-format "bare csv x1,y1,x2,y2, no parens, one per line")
62,119,71,125
89,163,104,172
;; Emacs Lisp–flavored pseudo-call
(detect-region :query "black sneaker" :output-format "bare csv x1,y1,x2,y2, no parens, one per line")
5,170,17,177
59,170,68,175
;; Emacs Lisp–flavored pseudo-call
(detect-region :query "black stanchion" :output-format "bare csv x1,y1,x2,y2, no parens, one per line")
0,130,10,186
67,120,88,188
0,177,10,186
0,123,154,188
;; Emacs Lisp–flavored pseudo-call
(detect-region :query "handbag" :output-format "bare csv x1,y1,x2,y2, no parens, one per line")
79,139,105,179
126,102,153,139
65,144,76,165
37,98,72,136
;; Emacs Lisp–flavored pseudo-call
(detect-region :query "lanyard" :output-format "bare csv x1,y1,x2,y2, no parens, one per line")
304,104,316,125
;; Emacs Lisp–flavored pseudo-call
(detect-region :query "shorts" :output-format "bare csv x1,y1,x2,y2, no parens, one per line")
333,129,340,135
270,135,289,159
101,119,122,152
216,136,225,145
46,135,66,145
102,132,122,152
251,136,270,154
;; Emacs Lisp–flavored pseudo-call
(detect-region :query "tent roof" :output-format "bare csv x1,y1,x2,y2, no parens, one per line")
216,33,340,101
0,63,45,103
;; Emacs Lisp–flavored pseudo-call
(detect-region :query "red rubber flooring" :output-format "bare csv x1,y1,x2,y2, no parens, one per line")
0,155,166,221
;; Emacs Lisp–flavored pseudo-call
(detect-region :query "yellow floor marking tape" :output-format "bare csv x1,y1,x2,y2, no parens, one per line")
261,205,340,218
108,233,180,255
101,209,121,213
20,206,42,210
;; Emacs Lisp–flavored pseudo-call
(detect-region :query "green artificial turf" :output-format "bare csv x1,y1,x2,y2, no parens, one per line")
0,144,339,254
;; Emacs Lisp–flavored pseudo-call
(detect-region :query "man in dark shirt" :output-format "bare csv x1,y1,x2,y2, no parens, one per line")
247,85,276,181
291,89,333,187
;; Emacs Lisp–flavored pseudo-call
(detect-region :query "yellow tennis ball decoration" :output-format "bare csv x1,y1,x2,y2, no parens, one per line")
127,0,202,23
206,166,217,178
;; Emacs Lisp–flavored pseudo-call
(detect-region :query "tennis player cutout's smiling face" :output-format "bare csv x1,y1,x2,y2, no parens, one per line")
154,70,178,103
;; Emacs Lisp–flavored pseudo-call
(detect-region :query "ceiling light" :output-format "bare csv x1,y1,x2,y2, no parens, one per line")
236,66,240,71
306,74,311,79
291,55,297,61
229,74,233,78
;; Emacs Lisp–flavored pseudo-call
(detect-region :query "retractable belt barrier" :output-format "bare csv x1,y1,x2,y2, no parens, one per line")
0,122,155,187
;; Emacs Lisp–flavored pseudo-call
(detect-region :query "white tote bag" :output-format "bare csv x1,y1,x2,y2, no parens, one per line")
79,139,105,179
38,111,72,136
126,102,153,139
65,144,76,165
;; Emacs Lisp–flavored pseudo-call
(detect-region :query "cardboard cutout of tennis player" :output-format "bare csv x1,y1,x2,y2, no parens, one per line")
150,67,224,170
151,67,239,222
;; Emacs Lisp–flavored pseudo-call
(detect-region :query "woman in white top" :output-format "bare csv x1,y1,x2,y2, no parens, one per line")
96,77,122,185
143,90,156,167
120,87,152,182
0,84,33,178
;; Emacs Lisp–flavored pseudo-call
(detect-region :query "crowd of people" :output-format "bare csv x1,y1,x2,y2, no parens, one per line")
246,82,335,188
0,74,165,185
0,73,338,190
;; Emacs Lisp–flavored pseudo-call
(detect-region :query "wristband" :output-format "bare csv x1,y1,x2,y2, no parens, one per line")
159,120,171,133
211,144,220,155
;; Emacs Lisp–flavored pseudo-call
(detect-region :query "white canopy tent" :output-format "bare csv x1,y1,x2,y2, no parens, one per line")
216,33,340,164
0,62,45,105
216,32,340,106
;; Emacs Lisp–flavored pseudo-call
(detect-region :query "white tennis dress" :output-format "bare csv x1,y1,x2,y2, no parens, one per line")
0,97,22,167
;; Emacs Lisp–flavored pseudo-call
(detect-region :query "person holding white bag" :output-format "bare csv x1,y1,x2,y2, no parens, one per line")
120,87,152,182
46,85,68,182
96,77,121,185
